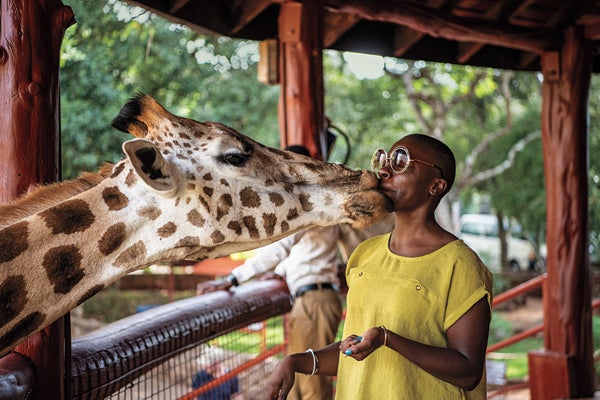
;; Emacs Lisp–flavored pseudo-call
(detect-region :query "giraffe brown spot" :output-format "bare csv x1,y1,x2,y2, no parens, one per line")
220,179,230,187
203,173,213,181
158,222,177,238
138,205,162,220
175,197,181,207
211,230,225,244
180,132,191,140
103,186,129,211
98,223,126,255
187,209,205,227
287,208,299,220
187,183,196,191
110,163,125,178
114,241,147,268
299,193,313,212
0,221,29,263
281,221,290,233
0,275,28,326
262,213,277,237
125,169,137,187
77,284,105,306
264,179,274,187
284,183,294,193
227,221,242,236
203,186,213,197
240,187,261,208
217,194,233,221
268,192,284,207
40,199,95,235
243,216,259,239
0,312,45,355
198,196,210,212
186,197,192,204
176,236,200,247
43,245,85,294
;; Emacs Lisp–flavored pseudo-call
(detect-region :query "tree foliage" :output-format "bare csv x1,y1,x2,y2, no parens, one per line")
60,0,279,179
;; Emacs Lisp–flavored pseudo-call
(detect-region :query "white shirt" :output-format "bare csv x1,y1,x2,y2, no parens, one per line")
230,225,341,295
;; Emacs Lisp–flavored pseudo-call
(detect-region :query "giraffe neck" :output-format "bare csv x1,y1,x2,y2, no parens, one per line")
0,163,319,355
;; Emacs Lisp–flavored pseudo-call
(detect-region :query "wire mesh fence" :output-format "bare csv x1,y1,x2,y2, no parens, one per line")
106,318,285,400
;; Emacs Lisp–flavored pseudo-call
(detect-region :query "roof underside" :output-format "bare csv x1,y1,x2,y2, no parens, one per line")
125,0,600,72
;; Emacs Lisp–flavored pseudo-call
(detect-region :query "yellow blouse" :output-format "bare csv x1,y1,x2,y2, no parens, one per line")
335,235,493,400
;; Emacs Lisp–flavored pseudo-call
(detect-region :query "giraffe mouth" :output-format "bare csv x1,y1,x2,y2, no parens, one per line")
345,189,393,228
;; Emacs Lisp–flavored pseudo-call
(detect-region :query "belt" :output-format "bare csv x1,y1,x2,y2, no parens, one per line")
295,283,338,298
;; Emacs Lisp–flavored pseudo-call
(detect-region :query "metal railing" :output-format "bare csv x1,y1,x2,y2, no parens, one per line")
486,273,600,399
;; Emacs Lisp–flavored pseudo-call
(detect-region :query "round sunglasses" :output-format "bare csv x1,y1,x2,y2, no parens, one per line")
370,146,445,179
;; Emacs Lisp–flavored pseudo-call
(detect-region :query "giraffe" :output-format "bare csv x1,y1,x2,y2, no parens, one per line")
0,94,391,357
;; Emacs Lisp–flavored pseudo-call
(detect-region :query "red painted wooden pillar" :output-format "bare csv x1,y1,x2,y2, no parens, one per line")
529,26,595,399
0,1,75,399
277,0,325,159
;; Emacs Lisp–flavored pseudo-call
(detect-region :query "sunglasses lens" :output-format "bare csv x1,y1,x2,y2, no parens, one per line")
391,147,409,172
370,149,387,170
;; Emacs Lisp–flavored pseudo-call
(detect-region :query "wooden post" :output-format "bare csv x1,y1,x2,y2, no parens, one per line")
277,0,325,159
530,26,595,399
0,1,75,399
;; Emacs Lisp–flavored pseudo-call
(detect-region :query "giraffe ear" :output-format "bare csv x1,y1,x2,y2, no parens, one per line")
122,139,180,197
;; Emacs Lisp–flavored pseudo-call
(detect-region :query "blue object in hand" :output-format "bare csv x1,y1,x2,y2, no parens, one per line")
344,349,352,355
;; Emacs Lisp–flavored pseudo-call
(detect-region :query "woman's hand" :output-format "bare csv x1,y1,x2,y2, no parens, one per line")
266,355,296,399
339,326,384,360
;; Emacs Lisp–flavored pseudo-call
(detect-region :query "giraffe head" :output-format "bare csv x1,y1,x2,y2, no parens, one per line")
0,95,391,356
110,94,392,260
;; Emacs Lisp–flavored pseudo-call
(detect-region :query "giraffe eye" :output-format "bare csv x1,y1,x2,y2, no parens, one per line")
220,153,248,167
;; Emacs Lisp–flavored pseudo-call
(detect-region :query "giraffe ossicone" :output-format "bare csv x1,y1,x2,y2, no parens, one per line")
0,94,391,357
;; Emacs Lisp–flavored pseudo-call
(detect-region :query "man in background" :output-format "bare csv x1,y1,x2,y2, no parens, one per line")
197,145,343,400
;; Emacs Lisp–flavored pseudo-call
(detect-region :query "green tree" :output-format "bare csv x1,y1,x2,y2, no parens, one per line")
60,0,279,179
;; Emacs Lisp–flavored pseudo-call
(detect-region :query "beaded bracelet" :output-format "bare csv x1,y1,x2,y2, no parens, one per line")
378,325,388,347
305,348,319,376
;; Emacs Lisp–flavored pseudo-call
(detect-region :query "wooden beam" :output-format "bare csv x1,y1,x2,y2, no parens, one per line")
323,11,361,48
535,26,595,399
325,0,562,53
392,26,424,58
230,0,272,34
517,50,539,70
0,1,75,399
169,0,189,14
278,0,325,159
453,0,513,65
457,42,484,64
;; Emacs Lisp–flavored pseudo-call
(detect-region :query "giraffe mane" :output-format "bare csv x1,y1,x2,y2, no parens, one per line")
0,163,114,229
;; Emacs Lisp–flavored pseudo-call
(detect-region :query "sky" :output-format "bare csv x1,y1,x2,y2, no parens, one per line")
344,52,385,80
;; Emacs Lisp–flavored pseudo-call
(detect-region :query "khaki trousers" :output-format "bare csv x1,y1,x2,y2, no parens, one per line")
287,288,343,400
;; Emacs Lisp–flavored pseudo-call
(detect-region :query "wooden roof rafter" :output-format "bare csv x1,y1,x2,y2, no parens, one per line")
325,0,562,54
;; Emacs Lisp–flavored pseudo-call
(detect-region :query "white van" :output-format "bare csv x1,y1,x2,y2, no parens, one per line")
458,214,538,272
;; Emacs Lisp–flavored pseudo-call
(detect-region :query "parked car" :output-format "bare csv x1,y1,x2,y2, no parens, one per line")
458,214,539,272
